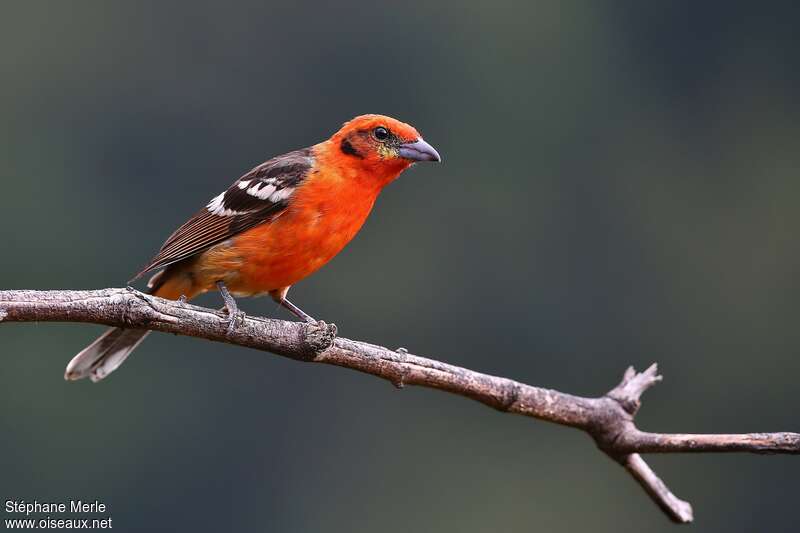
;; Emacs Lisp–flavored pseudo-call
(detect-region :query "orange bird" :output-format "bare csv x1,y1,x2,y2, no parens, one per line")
66,114,441,382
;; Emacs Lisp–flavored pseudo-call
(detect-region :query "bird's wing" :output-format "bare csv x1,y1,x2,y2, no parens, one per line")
132,148,314,280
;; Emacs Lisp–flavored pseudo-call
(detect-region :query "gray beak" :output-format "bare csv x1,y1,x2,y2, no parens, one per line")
398,138,442,162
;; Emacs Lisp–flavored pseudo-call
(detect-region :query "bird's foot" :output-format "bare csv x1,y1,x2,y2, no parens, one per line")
216,280,245,335
221,307,247,335
304,320,337,354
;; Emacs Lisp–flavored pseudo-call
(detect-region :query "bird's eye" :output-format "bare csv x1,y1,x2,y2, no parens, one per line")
373,127,389,141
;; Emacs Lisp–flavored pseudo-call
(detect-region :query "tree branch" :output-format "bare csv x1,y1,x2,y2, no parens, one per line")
1,288,797,523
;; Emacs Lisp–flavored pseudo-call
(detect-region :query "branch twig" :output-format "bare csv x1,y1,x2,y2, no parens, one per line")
1,288,797,523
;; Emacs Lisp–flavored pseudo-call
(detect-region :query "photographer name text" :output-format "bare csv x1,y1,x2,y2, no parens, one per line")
6,501,106,516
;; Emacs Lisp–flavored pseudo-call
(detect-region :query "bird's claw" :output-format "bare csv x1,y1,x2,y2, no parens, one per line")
224,309,246,335
304,320,337,352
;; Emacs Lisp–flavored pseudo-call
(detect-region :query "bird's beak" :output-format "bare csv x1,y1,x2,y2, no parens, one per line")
398,138,442,162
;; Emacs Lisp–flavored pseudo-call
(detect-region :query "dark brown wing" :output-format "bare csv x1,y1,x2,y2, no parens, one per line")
131,148,314,281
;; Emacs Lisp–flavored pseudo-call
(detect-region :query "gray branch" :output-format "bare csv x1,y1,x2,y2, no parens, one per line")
1,288,798,524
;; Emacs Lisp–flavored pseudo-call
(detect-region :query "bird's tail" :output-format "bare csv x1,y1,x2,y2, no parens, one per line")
65,267,198,382
64,327,151,382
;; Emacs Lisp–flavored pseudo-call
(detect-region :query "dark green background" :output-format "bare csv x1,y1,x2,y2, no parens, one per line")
2,1,798,531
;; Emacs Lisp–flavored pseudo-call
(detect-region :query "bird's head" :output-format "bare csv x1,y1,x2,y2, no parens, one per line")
328,114,441,185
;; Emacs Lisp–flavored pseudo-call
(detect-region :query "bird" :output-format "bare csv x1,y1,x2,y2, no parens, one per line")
65,114,441,382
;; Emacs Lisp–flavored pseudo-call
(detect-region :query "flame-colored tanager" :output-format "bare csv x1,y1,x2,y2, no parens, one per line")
66,114,441,381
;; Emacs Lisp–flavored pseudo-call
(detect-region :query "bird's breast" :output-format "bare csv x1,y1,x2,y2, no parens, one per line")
215,174,380,293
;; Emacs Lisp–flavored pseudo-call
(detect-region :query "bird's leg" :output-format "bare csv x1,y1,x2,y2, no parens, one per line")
279,298,316,323
269,287,316,323
216,280,245,334
269,288,335,350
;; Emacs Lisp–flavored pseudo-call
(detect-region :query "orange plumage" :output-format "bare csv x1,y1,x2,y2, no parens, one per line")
66,114,441,381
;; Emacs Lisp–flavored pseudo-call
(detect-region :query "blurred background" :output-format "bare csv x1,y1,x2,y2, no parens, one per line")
1,1,799,531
